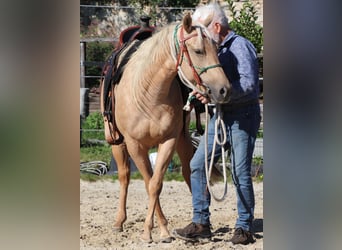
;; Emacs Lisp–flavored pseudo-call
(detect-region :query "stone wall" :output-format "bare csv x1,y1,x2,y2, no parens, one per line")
80,1,263,38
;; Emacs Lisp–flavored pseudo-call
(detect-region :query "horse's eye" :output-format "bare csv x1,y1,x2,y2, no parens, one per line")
194,49,204,55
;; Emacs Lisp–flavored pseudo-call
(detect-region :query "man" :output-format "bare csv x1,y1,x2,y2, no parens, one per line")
172,3,261,245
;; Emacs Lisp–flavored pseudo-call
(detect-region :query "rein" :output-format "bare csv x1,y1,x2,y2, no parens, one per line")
172,24,222,94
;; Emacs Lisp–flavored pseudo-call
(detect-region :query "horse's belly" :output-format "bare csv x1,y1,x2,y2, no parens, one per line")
116,108,182,145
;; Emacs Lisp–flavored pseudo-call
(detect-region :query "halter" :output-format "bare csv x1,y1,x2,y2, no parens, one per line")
172,24,222,94
172,24,229,201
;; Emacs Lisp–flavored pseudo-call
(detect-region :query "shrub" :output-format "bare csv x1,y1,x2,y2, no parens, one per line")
85,42,114,88
81,111,105,142
226,0,263,78
226,0,263,54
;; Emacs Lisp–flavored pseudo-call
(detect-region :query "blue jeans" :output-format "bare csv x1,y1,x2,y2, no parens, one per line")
190,103,261,231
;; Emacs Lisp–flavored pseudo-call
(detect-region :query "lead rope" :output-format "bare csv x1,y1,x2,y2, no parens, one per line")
204,104,228,202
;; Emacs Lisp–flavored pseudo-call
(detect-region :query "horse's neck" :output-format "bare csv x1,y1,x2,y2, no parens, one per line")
132,26,178,103
147,67,177,100
128,35,181,120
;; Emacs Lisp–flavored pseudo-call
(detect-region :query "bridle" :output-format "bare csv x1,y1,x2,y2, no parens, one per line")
172,24,222,94
173,24,229,201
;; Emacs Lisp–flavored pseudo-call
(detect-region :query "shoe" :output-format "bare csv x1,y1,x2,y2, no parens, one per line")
230,227,255,245
172,222,212,242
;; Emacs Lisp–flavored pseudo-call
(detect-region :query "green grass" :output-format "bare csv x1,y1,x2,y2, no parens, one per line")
115,170,185,182
80,173,102,182
81,169,264,183
80,144,112,164
80,169,185,182
163,170,185,181
80,145,263,183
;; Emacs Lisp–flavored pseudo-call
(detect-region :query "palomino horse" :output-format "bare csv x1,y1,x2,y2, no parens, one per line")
101,13,231,243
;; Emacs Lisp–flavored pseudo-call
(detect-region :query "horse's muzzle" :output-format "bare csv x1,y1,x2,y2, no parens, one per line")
207,86,231,104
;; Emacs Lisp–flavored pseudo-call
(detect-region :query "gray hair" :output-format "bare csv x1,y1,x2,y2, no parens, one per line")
192,3,229,29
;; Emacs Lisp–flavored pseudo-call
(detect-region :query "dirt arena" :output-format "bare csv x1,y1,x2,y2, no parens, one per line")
80,179,263,250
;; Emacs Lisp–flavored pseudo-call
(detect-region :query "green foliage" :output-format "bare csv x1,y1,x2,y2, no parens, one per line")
110,166,185,182
85,42,114,88
86,42,114,64
252,156,263,181
257,173,263,182
257,129,263,138
130,171,143,180
226,0,263,54
83,111,104,129
171,153,181,168
252,156,263,166
81,111,105,143
188,121,197,132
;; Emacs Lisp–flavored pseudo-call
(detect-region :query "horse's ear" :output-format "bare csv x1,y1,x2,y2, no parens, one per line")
182,13,193,33
202,12,214,27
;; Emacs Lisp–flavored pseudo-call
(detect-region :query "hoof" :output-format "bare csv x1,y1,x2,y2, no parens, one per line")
112,226,123,232
160,236,174,243
139,236,153,244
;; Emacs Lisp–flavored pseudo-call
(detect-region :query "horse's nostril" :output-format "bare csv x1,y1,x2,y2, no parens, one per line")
208,89,212,95
220,87,226,95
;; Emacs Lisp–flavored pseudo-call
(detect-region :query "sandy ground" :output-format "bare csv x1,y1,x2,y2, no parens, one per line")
80,179,263,250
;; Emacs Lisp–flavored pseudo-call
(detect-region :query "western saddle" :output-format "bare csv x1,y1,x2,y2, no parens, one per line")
101,16,155,145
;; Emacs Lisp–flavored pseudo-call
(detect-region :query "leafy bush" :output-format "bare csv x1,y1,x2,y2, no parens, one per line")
81,111,105,142
226,0,263,77
85,42,114,88
257,129,263,138
226,0,263,54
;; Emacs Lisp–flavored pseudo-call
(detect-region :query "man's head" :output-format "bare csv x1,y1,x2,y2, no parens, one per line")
192,3,230,44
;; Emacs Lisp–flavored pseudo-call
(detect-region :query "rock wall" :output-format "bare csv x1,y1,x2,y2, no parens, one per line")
80,1,263,38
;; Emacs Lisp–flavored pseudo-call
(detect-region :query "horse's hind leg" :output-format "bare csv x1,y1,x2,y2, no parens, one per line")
176,114,195,192
111,143,130,232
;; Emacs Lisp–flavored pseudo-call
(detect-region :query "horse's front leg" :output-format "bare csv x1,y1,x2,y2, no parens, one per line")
146,139,177,243
111,143,130,232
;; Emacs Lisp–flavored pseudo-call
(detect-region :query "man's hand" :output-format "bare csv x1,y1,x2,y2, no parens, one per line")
192,91,211,104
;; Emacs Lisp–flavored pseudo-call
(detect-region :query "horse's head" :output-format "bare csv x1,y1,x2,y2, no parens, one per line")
173,13,231,103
